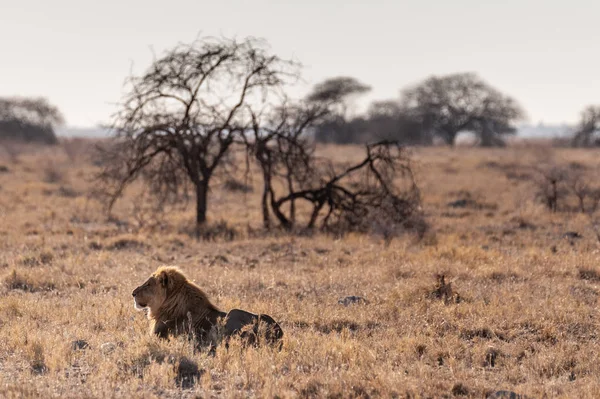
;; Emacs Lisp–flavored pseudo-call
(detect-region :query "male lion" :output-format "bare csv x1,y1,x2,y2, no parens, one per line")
132,266,283,348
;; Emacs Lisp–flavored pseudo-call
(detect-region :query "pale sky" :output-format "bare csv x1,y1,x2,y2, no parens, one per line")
1,0,598,127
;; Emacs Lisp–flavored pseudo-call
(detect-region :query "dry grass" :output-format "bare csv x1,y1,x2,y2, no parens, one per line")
1,142,600,398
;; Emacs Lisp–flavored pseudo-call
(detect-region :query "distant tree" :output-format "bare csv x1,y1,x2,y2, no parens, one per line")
365,100,429,145
311,116,363,144
401,73,525,146
571,105,600,147
306,76,371,107
96,37,296,229
367,100,402,119
0,97,64,144
306,76,371,143
309,98,426,145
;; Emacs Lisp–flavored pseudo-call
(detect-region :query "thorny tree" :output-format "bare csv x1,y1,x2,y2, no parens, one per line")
97,37,296,228
246,100,329,228
249,107,423,235
291,141,423,235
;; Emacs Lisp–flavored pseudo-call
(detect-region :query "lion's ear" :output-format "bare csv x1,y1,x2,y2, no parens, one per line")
158,272,169,289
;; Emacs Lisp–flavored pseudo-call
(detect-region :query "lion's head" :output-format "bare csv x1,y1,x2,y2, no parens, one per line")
131,266,187,314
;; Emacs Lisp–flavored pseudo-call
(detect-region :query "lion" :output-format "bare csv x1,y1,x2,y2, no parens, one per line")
132,266,283,348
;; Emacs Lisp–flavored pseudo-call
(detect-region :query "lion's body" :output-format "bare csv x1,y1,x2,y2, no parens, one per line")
132,266,226,344
132,266,283,348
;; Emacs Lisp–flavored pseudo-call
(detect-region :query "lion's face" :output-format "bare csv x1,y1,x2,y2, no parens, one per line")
132,276,167,312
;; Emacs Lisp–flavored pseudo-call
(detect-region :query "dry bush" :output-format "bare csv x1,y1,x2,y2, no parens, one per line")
256,139,425,240
578,268,600,282
42,163,64,184
56,185,79,198
3,269,57,292
532,165,569,212
104,234,148,251
19,250,54,267
128,190,169,231
567,171,600,213
61,137,97,163
187,220,238,241
531,161,600,213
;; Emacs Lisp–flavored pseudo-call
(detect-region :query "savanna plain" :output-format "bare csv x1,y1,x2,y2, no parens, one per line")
1,141,600,398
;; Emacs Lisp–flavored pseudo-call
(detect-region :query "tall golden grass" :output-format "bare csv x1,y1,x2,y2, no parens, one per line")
0,141,599,398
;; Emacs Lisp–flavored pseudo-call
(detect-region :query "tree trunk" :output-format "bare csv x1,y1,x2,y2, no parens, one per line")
287,175,295,223
445,130,458,146
422,128,434,146
550,181,558,212
578,195,585,213
270,193,292,230
479,125,506,147
479,132,496,147
307,200,325,229
572,129,591,148
261,170,271,229
196,180,208,226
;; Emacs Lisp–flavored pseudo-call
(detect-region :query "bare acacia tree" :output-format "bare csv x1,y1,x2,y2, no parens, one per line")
293,141,422,234
246,100,329,228
97,37,297,228
249,118,423,234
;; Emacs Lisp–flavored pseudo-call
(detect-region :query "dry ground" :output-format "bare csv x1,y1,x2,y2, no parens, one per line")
1,141,600,398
